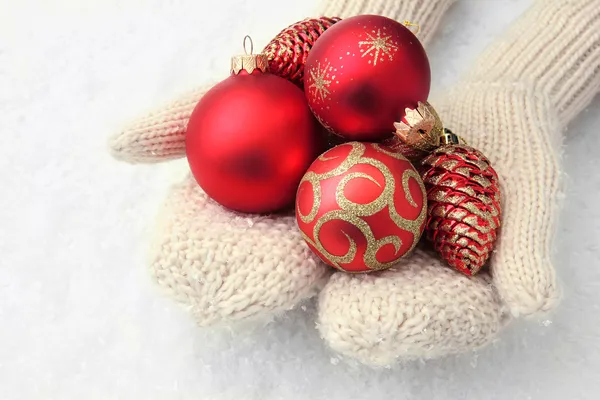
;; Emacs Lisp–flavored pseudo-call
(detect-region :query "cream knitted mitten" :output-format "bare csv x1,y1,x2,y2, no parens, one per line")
108,0,454,327
317,0,600,365
108,0,599,366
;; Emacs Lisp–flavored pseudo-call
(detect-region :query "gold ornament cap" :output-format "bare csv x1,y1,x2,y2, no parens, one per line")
231,35,269,75
393,101,444,152
440,128,460,145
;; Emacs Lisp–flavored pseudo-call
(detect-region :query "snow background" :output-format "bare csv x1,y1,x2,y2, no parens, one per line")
2,0,600,398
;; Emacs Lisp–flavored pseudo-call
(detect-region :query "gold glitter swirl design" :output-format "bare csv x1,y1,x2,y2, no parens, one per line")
297,142,427,272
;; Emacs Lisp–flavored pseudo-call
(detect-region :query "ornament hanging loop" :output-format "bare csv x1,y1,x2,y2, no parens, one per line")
231,35,268,75
440,128,461,146
403,20,420,35
243,35,254,55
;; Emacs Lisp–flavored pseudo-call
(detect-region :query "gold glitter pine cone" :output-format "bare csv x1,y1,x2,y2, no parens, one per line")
420,144,502,276
263,17,341,88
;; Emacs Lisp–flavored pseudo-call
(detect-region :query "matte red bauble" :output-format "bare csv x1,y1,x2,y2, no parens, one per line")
296,142,427,273
304,15,430,141
186,45,322,214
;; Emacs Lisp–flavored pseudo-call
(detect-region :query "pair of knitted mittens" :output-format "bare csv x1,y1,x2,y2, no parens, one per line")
109,0,600,366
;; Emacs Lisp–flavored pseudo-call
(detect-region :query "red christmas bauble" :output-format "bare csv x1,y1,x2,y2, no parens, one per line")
296,142,427,272
186,53,322,214
304,15,430,141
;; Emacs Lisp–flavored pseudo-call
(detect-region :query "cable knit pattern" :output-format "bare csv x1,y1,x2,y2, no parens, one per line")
149,175,330,325
316,0,600,365
318,248,507,366
108,83,214,163
315,0,455,46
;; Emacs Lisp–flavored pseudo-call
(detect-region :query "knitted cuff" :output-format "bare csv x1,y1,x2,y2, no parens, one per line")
314,0,456,47
469,0,600,126
108,83,213,164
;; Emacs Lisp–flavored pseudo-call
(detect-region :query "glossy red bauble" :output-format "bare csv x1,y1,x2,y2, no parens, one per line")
304,15,431,141
186,69,322,214
296,142,427,272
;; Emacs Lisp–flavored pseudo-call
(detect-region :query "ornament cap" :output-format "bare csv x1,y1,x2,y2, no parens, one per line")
440,128,460,145
393,101,443,152
231,36,269,75
402,20,420,35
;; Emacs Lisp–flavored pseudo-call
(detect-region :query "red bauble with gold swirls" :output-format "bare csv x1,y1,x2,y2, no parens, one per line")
296,142,427,273
186,48,322,214
304,15,430,141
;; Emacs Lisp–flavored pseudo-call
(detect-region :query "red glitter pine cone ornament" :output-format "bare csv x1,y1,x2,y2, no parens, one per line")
263,17,341,88
394,102,502,275
421,136,501,276
296,142,427,273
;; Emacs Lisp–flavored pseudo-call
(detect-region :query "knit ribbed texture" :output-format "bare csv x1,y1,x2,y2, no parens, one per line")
469,0,600,126
150,175,330,325
108,83,213,163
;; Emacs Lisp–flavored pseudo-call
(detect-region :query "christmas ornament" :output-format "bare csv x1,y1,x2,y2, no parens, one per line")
186,37,322,214
383,100,444,162
421,132,501,275
263,17,341,88
304,14,430,141
392,102,502,275
296,141,427,273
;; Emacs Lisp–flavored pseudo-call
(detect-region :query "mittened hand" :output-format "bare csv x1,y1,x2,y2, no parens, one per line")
150,176,329,326
438,0,600,317
317,0,600,366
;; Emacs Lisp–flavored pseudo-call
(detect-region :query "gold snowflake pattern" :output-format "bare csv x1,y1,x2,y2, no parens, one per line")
308,61,332,102
358,29,398,66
